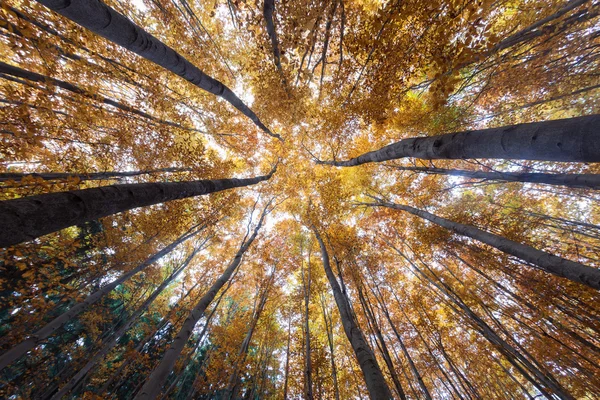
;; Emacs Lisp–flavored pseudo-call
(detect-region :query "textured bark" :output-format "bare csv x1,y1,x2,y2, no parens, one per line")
312,227,394,400
318,115,600,165
0,165,275,247
394,166,600,190
263,0,290,95
0,225,201,372
35,0,280,140
0,168,194,183
134,204,269,400
49,245,202,399
368,200,600,290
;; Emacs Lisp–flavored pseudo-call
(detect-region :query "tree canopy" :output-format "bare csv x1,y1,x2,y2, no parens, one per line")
0,0,599,399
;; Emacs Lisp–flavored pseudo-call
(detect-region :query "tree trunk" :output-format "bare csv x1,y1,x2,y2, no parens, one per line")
133,203,270,400
282,314,292,400
225,271,274,400
357,285,407,400
263,0,290,95
301,244,314,400
368,200,600,289
318,115,600,165
0,225,202,372
0,165,275,247
312,226,394,400
394,245,575,400
35,0,280,140
0,167,194,183
49,244,203,399
0,62,201,134
370,282,433,400
319,293,340,400
394,166,600,190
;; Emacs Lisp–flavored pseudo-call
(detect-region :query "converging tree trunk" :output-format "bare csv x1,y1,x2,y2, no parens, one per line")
224,270,275,400
318,115,600,165
35,0,281,140
134,203,271,400
0,165,275,247
0,224,204,373
312,226,394,400
49,243,205,399
0,167,194,183
393,166,600,190
263,0,290,95
301,243,314,400
365,199,600,290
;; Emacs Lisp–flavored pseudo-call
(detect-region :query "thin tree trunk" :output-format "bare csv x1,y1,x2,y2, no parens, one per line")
0,224,203,372
357,285,407,400
282,314,292,400
312,226,394,400
0,62,202,134
49,243,204,399
370,282,433,400
301,243,314,400
133,202,271,400
225,271,274,400
393,245,575,400
263,0,290,96
35,0,280,140
0,167,194,183
393,166,600,190
318,114,600,165
319,293,340,400
366,199,600,289
0,165,275,247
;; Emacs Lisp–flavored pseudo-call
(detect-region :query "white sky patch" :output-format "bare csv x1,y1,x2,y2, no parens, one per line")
130,0,148,12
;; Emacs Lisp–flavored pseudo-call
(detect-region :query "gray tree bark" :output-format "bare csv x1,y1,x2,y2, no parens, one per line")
318,115,600,166
312,226,394,400
35,0,281,140
0,165,275,247
394,166,600,190
0,224,203,372
263,0,290,95
366,199,600,290
133,202,270,400
0,167,194,183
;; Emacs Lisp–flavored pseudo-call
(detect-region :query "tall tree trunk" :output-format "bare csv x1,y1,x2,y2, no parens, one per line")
134,202,270,400
0,167,194,183
35,0,280,140
392,245,575,400
0,62,204,135
312,226,394,400
282,314,292,400
301,244,314,400
393,166,600,190
263,0,290,95
0,165,275,247
49,243,204,399
356,285,407,400
319,293,340,400
225,271,275,400
317,114,600,165
367,199,600,289
0,224,203,372
369,282,433,400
